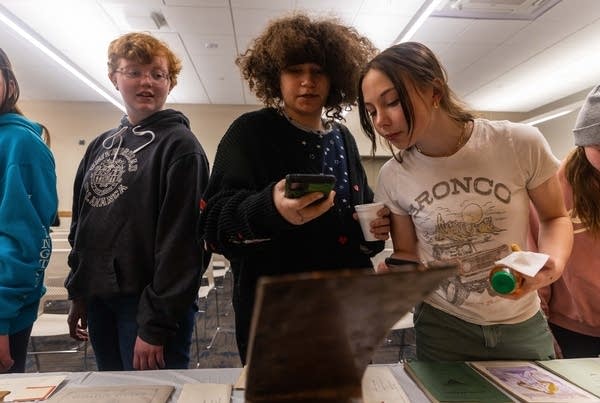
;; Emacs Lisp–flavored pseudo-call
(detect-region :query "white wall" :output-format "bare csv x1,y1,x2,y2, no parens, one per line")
19,100,578,213
535,109,579,160
19,101,259,212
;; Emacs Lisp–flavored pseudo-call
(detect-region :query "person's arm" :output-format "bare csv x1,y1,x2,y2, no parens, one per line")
0,161,55,337
135,147,209,370
342,124,389,251
0,335,14,373
0,133,56,370
377,213,418,273
66,154,90,341
358,166,390,247
200,116,298,258
514,175,573,297
67,299,88,341
528,203,552,315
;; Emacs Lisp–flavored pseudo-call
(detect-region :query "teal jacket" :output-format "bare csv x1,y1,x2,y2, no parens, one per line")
0,113,57,334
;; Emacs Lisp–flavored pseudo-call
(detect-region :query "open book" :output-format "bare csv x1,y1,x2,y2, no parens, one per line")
536,358,600,398
469,361,599,402
243,264,458,402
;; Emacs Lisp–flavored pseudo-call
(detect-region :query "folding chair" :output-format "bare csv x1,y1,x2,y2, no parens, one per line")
206,258,235,351
28,313,88,372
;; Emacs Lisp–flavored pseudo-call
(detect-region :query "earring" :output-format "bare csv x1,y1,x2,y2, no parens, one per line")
433,100,439,109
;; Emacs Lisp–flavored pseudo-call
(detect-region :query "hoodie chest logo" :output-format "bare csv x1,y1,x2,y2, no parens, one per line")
84,148,138,208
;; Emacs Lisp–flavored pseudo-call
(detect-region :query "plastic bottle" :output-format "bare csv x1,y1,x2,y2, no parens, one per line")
489,244,524,295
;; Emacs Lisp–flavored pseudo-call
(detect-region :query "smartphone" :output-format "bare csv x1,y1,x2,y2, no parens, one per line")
384,257,420,272
284,174,336,199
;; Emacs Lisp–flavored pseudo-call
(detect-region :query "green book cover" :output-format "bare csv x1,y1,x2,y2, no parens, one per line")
537,358,600,398
404,361,513,403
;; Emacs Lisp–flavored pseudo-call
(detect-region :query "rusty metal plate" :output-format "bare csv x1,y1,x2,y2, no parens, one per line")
244,263,458,402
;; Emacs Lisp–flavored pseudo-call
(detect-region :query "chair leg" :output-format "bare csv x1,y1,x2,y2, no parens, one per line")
31,337,41,372
398,329,406,362
203,298,208,339
206,326,220,350
193,313,200,367
83,340,88,370
214,288,221,328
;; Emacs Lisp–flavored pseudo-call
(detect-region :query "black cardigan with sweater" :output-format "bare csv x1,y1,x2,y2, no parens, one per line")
199,107,384,361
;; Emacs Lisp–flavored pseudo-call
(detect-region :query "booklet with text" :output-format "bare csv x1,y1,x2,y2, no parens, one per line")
404,360,512,402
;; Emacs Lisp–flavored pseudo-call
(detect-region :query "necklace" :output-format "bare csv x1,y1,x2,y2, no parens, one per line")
415,121,471,157
279,108,331,135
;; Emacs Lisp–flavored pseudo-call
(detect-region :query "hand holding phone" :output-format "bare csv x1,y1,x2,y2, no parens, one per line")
284,174,336,199
384,257,421,272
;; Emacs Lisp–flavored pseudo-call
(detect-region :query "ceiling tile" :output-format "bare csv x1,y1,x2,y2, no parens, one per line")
162,5,232,34
1,0,599,112
353,13,413,49
179,33,237,56
164,0,227,6
457,19,529,44
230,0,293,9
232,8,290,38
413,17,472,43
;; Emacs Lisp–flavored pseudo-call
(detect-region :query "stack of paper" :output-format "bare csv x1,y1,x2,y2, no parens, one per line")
0,375,65,402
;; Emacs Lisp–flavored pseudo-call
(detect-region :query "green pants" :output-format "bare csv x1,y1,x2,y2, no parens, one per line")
414,302,555,361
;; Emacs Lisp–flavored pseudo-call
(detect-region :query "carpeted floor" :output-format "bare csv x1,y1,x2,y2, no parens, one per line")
26,268,415,373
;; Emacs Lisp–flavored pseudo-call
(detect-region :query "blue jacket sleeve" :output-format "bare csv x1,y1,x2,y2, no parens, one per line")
0,160,57,333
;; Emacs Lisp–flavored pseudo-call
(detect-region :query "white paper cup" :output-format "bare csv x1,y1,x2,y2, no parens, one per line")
355,202,384,242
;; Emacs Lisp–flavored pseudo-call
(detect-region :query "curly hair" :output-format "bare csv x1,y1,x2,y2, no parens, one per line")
565,147,600,237
236,13,377,120
107,32,182,90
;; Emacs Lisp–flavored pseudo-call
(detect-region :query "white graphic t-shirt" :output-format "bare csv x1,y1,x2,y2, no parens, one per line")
376,119,559,325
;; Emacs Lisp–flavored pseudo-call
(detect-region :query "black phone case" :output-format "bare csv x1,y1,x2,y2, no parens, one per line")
284,174,336,198
384,257,420,272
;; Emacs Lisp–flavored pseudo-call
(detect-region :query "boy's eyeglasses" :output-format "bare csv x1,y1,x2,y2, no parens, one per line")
115,68,169,83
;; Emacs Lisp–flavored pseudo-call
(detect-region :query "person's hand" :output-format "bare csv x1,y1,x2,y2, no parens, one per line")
374,261,390,273
273,179,335,225
353,205,391,241
496,256,559,300
133,336,165,370
0,335,14,373
67,299,89,341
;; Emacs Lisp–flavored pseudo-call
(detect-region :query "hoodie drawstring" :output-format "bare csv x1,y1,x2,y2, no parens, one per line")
131,126,156,154
102,126,127,162
101,125,156,158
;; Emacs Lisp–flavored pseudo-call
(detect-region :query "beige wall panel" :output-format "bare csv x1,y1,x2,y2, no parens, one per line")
19,101,576,213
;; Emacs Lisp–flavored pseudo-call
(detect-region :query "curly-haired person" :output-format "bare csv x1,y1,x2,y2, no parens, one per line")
198,13,390,363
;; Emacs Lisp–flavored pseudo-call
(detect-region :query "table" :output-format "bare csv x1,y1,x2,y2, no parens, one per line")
2,364,434,402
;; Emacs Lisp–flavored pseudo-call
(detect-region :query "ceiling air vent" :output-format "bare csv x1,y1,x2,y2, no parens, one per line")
432,0,562,20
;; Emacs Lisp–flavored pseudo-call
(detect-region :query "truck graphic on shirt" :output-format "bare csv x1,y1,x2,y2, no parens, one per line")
428,211,508,305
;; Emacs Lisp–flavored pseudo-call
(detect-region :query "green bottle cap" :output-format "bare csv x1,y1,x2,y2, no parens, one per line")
490,270,517,294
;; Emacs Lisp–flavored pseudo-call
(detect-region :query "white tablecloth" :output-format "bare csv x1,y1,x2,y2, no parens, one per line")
3,364,433,402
